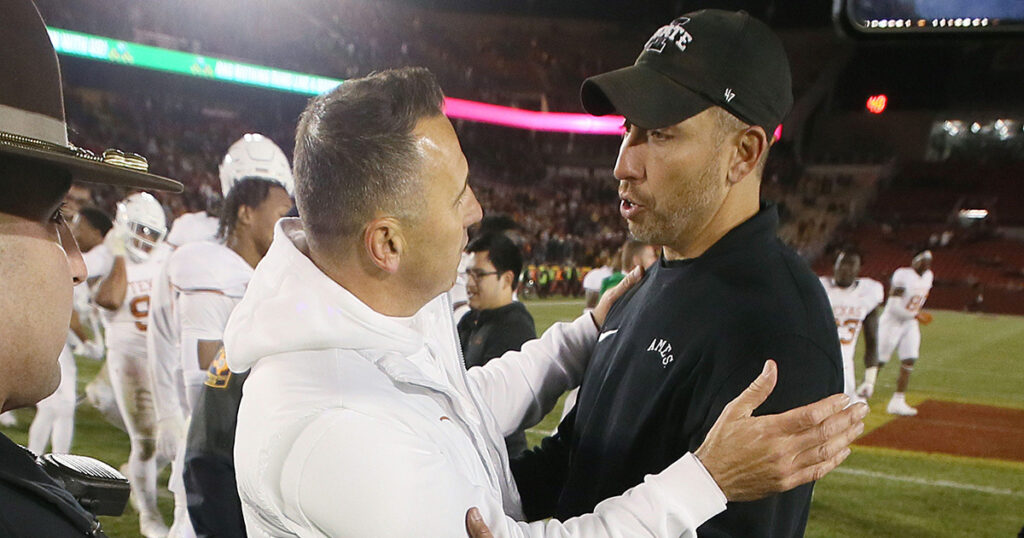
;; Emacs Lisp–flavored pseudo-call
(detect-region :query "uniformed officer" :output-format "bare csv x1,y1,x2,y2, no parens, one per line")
0,1,182,535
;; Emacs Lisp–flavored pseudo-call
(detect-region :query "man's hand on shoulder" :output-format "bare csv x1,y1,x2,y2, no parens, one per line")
694,360,868,502
591,265,644,328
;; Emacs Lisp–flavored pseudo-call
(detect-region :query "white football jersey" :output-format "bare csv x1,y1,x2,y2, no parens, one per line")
102,251,168,357
820,276,885,361
883,267,934,321
165,211,219,248
168,241,253,299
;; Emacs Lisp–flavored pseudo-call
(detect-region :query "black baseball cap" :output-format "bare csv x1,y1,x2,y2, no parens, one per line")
581,10,793,133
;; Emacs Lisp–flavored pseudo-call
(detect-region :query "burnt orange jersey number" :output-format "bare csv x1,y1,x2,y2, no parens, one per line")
836,318,861,345
130,295,150,332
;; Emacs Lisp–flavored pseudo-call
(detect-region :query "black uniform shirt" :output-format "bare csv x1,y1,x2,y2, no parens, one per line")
0,433,104,537
513,204,842,537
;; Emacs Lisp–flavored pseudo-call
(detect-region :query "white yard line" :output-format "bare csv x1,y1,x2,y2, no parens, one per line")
833,467,1023,497
526,428,555,437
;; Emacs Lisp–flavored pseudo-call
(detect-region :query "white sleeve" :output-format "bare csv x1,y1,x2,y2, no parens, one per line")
869,280,885,309
83,245,114,279
146,266,184,425
179,292,237,371
289,410,725,538
466,313,596,436
890,269,906,292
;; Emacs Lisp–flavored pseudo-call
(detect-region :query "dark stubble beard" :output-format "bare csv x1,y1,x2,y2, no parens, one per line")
628,144,728,251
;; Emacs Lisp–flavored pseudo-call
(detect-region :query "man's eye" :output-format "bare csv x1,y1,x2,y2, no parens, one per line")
649,130,670,140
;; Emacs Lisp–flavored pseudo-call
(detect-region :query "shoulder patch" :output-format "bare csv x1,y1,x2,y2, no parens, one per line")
205,346,232,389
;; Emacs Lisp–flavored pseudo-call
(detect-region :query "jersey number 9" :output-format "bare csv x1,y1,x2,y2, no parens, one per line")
130,295,150,332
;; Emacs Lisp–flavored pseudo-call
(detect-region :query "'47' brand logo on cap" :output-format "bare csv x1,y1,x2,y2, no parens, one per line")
644,17,693,54
647,337,675,367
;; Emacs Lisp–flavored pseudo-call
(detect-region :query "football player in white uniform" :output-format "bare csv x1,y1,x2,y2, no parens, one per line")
171,133,293,411
858,250,934,416
175,175,292,538
95,192,170,537
819,251,883,405
161,133,292,538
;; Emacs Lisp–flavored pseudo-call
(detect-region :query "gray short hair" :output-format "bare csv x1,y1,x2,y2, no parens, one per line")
294,67,444,244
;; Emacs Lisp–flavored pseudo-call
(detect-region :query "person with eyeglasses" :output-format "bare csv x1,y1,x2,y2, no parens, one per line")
1,2,181,535
458,232,537,456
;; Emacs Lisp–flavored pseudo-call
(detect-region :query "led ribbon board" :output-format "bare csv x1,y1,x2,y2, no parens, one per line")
47,27,624,135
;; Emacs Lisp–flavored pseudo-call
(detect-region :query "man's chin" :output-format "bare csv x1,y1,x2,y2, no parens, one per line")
626,221,660,245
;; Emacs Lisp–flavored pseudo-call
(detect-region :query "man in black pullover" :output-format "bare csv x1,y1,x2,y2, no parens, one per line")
458,232,536,456
511,10,845,537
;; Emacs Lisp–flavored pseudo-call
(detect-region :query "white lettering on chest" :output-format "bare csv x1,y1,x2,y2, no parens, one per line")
647,338,675,367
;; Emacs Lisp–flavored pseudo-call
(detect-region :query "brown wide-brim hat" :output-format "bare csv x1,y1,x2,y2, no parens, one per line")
0,0,182,193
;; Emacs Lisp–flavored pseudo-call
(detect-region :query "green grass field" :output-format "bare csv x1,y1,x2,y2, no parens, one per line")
2,300,1022,536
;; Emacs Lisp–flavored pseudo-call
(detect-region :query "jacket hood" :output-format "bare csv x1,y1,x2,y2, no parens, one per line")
224,218,432,372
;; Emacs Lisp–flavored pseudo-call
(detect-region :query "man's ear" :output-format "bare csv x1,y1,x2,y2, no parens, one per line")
500,269,514,291
363,217,405,274
727,126,769,185
237,204,253,228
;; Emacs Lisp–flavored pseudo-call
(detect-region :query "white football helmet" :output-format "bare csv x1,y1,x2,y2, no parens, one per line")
219,133,294,197
115,192,167,261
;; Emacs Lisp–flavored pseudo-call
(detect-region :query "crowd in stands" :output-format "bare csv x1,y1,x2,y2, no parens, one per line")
61,80,632,271
58,75,878,288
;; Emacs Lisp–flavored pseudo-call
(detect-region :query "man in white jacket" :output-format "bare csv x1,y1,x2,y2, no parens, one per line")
225,67,863,537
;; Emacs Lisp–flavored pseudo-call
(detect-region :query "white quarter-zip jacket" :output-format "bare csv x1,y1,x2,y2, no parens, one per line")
225,218,725,537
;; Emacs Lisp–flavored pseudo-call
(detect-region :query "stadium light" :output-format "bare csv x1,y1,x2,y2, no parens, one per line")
46,27,624,136
866,94,888,114
960,209,989,220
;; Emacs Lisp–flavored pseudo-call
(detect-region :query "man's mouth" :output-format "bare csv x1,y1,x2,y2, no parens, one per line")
620,195,644,220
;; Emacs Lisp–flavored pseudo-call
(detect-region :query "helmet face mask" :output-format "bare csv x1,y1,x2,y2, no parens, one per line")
115,192,167,262
125,221,165,260
219,133,294,197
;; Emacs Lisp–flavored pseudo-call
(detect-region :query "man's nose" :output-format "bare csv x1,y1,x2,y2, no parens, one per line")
613,130,645,183
58,219,87,284
464,185,483,226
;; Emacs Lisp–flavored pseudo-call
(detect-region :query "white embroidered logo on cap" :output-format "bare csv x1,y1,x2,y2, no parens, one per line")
644,17,693,54
724,88,736,102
